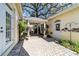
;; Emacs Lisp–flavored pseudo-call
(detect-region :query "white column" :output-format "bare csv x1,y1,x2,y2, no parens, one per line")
43,23,46,38
40,24,41,34
27,21,30,37
37,25,38,35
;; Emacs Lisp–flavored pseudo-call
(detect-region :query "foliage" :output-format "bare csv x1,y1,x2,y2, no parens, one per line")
18,20,27,37
59,39,71,48
59,39,79,53
22,3,72,19
23,3,53,19
70,42,79,53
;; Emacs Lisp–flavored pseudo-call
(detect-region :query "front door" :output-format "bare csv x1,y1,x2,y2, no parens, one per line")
0,4,5,49
0,26,4,49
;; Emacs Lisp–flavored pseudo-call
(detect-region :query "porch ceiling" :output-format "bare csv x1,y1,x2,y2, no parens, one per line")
24,17,48,24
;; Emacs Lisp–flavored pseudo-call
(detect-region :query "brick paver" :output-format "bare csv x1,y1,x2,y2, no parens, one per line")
8,36,77,56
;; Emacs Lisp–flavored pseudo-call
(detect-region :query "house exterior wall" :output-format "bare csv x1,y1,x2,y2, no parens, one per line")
0,3,22,56
48,4,79,42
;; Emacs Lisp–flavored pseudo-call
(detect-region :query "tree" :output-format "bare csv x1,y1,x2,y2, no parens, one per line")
22,3,72,19
22,3,58,19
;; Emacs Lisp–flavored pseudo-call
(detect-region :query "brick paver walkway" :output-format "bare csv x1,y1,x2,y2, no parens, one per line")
8,36,77,56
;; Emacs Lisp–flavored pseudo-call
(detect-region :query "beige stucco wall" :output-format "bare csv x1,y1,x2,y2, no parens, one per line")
48,5,79,42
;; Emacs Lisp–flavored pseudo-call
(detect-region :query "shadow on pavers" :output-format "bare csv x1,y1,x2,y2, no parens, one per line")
8,39,30,56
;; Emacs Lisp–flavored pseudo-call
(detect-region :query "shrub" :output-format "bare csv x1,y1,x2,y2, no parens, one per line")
73,46,79,53
70,42,79,53
59,39,79,53
59,39,70,48
18,20,27,39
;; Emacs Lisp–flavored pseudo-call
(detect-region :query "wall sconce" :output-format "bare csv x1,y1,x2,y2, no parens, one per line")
61,27,68,31
64,27,68,31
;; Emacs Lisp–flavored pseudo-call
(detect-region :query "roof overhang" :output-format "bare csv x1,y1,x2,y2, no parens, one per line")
48,4,79,21
15,3,23,18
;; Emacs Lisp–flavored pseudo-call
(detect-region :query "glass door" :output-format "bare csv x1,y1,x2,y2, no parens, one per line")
6,12,11,42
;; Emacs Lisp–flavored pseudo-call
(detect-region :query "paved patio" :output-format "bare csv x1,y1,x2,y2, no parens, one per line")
8,36,77,56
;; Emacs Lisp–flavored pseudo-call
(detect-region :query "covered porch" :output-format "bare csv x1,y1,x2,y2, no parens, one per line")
24,17,48,37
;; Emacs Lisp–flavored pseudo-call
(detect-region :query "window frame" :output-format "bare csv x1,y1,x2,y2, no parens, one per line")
6,12,11,42
55,20,61,31
56,23,60,31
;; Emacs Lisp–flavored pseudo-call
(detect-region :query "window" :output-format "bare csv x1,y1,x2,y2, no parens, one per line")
56,23,60,31
6,12,11,42
55,20,61,31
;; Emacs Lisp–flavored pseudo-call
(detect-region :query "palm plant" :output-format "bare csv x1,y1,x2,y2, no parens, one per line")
18,20,27,40
22,3,72,19
22,3,58,19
